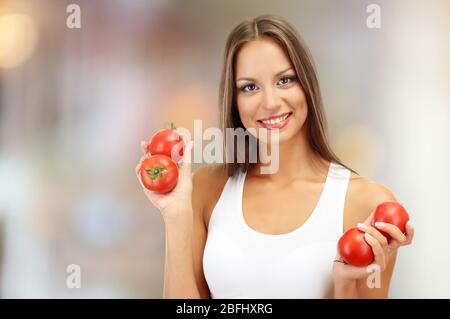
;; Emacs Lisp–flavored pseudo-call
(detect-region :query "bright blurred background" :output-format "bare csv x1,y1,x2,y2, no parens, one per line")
0,0,448,298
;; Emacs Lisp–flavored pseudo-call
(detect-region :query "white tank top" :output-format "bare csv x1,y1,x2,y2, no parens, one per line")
202,161,351,299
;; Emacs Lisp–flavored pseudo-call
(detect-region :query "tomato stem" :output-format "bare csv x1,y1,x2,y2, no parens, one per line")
144,166,167,180
169,122,177,130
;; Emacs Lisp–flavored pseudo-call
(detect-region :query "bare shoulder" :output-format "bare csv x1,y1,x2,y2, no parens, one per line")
193,164,228,182
343,172,398,231
192,164,229,227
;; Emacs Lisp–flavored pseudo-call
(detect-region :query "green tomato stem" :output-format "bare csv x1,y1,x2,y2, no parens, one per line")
144,166,167,180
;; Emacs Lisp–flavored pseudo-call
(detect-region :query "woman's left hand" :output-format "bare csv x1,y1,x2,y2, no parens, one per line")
333,210,415,281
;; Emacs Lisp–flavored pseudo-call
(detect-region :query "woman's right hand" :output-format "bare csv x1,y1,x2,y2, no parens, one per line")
135,140,194,224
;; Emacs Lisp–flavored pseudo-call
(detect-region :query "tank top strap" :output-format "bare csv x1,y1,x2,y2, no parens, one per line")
316,162,351,236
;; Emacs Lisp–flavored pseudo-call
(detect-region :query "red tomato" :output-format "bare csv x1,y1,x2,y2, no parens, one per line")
147,123,184,162
371,201,410,242
139,155,178,194
338,227,374,267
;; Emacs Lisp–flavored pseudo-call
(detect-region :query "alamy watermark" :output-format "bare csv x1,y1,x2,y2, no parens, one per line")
66,4,81,29
66,264,81,289
172,120,280,174
366,4,381,29
366,264,381,289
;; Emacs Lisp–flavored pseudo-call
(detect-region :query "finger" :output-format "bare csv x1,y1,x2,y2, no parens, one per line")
333,252,348,265
388,239,401,250
137,170,145,188
171,140,185,163
374,221,407,244
141,140,149,155
135,163,140,176
363,210,375,225
135,153,151,175
334,262,368,279
333,253,370,279
357,223,389,248
404,221,415,245
179,141,193,179
135,154,146,175
177,129,191,144
364,232,387,269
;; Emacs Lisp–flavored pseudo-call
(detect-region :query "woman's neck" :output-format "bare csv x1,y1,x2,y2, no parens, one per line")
251,128,329,183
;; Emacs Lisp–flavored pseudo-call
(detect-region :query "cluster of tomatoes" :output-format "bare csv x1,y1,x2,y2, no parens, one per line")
337,201,410,266
139,123,185,194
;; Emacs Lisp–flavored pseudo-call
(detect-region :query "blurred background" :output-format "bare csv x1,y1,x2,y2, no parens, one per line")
0,0,448,298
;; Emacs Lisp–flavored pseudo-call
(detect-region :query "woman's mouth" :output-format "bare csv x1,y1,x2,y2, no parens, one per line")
257,112,292,129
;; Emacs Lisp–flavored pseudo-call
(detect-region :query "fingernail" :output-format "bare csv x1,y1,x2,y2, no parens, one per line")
406,221,412,228
357,223,367,231
375,222,385,229
365,233,373,240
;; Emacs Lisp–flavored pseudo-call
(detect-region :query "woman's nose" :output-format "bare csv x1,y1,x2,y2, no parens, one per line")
262,87,281,110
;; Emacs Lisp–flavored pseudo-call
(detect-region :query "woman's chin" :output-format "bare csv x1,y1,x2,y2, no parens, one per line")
256,129,295,145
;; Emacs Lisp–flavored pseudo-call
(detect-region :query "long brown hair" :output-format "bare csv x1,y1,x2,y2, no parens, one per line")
219,15,356,177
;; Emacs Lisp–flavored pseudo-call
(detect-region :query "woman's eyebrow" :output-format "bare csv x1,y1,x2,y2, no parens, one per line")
274,66,294,77
236,67,294,82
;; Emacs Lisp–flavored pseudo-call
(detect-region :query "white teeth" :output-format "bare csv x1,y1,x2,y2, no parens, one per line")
261,113,289,125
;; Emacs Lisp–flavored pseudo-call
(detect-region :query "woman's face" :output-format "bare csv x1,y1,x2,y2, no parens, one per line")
235,37,308,144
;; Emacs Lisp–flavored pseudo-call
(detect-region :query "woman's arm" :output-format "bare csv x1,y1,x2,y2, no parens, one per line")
191,165,229,298
163,213,201,298
356,182,397,298
334,178,414,298
137,141,208,298
163,165,224,299
356,250,397,298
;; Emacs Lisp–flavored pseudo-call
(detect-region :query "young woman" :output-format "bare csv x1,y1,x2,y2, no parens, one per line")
136,15,414,298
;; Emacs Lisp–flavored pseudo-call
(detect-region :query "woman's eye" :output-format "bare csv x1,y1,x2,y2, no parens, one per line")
278,76,296,86
240,83,258,93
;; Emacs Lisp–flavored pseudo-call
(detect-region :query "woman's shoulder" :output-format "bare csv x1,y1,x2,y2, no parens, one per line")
192,164,229,186
192,164,230,226
344,171,398,231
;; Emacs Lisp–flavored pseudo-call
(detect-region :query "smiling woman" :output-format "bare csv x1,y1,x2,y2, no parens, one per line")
234,39,309,149
219,15,354,177
136,14,414,299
